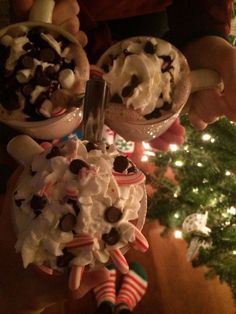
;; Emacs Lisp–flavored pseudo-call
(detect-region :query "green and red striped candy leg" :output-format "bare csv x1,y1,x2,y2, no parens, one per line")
93,264,117,310
116,262,148,313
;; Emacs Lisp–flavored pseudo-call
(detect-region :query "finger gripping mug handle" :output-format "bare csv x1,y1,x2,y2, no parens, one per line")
181,68,224,115
190,69,224,94
29,0,55,24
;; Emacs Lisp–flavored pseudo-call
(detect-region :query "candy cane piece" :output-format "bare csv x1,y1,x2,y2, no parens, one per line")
69,265,84,291
66,235,94,249
130,226,149,253
109,248,129,274
113,171,145,185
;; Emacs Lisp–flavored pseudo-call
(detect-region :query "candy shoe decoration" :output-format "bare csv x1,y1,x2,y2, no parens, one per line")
182,212,211,261
115,262,148,313
93,264,116,314
7,135,148,291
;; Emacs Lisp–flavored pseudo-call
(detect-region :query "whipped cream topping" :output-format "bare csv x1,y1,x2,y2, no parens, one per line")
13,138,146,272
0,25,88,121
101,37,181,117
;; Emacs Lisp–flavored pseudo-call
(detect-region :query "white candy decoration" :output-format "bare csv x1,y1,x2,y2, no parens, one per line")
182,212,211,235
183,212,211,261
59,69,75,89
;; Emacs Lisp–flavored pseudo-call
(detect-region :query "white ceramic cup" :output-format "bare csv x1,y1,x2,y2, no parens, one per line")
0,0,89,140
96,36,224,142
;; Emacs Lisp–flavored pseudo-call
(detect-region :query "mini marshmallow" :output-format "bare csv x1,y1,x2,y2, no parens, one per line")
59,69,75,89
1,35,13,46
39,99,53,118
16,69,32,83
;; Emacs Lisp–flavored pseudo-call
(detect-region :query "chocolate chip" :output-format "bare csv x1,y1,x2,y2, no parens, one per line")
144,108,162,120
130,74,141,87
144,41,157,54
46,146,62,159
161,102,172,111
101,63,109,73
102,228,120,245
57,248,74,268
39,48,56,63
113,155,129,173
85,142,97,152
30,194,47,211
69,159,89,174
121,85,134,98
22,84,34,97
67,199,81,215
0,92,20,110
21,55,34,68
14,198,25,207
35,65,50,86
104,206,122,223
59,213,77,232
23,42,34,51
127,165,137,173
110,93,122,103
123,48,133,57
44,66,57,79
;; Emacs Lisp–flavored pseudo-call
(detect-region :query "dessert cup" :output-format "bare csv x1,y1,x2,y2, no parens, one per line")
96,36,224,142
0,0,89,140
7,134,148,290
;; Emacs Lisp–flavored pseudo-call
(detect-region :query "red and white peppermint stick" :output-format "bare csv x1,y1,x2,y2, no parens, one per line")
51,107,66,117
69,265,84,291
90,65,104,79
113,171,145,185
38,181,53,197
129,226,149,253
109,248,129,274
65,235,94,249
37,264,54,276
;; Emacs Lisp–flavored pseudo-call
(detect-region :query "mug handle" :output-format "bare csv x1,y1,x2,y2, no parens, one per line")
29,0,55,24
181,69,224,114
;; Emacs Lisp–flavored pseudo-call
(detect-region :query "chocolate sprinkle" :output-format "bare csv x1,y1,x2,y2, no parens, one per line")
39,48,56,63
85,142,97,152
59,213,77,232
130,74,141,87
121,85,134,98
110,93,122,103
35,65,50,86
144,41,157,54
15,198,25,207
113,155,129,172
67,198,81,215
46,146,62,159
30,194,47,210
57,248,74,268
144,108,162,120
21,55,34,68
102,228,120,245
104,206,122,223
69,159,89,174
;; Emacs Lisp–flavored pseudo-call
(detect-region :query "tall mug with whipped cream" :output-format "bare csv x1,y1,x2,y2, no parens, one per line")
0,0,89,139
7,134,148,291
96,36,223,141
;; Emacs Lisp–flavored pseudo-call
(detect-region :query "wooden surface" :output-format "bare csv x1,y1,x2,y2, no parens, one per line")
43,220,236,314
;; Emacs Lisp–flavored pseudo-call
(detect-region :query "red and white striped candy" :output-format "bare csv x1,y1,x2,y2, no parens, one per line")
109,248,129,274
130,226,149,253
51,107,66,117
65,235,94,249
69,265,84,291
37,264,54,275
113,171,145,185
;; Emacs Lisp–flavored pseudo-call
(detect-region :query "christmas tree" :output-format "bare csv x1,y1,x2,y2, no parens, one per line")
146,116,236,300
